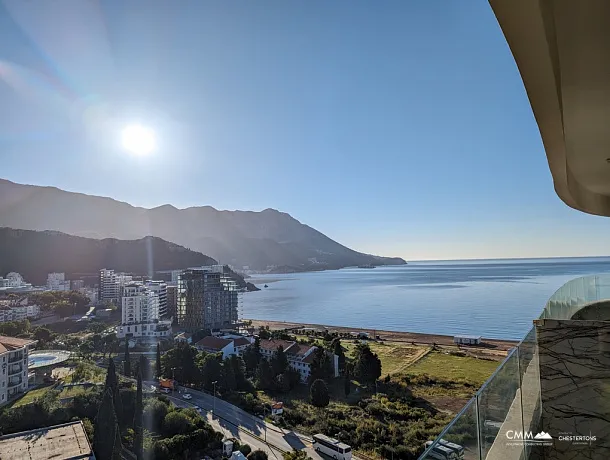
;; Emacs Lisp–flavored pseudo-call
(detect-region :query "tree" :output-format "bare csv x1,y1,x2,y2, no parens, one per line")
201,354,222,391
242,345,260,377
161,343,200,383
32,327,54,346
104,359,123,427
258,327,271,340
271,345,288,376
133,367,143,460
94,389,122,460
344,366,351,396
248,450,269,460
228,354,247,389
309,347,333,382
283,449,312,460
353,344,382,385
221,358,237,393
256,359,274,390
331,338,346,373
156,343,162,378
143,399,168,433
310,379,329,408
123,341,131,377
162,411,194,437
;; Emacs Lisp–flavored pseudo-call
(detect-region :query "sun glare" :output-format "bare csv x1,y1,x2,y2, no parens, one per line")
121,124,156,155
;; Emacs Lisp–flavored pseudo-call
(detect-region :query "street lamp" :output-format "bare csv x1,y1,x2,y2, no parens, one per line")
172,367,176,397
262,406,268,442
212,381,218,419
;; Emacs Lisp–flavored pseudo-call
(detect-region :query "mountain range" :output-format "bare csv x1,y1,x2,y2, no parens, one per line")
0,179,406,271
0,227,257,290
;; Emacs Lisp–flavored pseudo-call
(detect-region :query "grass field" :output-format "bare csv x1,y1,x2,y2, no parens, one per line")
405,351,500,386
10,385,53,408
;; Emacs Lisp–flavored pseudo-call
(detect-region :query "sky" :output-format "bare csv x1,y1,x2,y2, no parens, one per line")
0,0,609,261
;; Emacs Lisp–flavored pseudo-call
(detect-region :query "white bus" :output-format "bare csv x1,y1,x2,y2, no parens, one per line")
424,444,459,460
312,434,352,460
425,439,464,459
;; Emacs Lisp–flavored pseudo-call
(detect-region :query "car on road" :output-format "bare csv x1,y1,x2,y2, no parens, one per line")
160,388,171,394
182,393,192,400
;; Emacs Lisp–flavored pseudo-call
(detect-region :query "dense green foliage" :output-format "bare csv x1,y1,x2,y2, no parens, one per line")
309,379,330,408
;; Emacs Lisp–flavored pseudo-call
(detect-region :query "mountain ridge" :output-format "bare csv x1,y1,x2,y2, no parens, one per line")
0,227,257,290
0,178,406,271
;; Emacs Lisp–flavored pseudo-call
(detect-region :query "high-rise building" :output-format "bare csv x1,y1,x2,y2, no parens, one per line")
47,273,70,291
166,285,177,321
177,269,239,332
145,281,168,318
99,269,119,304
116,283,171,339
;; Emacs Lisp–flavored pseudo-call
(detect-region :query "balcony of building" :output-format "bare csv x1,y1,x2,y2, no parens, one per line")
8,352,24,364
8,363,22,375
8,376,23,389
419,274,610,460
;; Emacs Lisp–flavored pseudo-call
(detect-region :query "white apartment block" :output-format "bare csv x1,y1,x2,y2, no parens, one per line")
99,269,119,303
0,305,41,324
145,281,168,318
259,339,319,383
116,283,171,339
0,336,36,406
47,273,70,291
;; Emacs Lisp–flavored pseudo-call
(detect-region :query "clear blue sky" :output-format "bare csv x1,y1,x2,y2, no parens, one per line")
1,0,609,260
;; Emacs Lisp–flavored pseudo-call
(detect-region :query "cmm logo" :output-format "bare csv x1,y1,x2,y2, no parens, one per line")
506,431,553,441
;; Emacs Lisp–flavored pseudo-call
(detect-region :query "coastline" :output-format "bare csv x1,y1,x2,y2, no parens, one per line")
247,319,518,356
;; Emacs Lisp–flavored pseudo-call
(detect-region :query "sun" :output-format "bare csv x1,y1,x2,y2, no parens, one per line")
121,124,156,155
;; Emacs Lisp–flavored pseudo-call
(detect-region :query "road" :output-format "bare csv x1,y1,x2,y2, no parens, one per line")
161,384,325,460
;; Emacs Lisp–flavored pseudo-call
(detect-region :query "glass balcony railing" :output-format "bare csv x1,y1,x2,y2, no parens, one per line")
419,275,610,460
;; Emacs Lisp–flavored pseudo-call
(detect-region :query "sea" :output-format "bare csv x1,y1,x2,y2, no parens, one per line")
241,257,610,341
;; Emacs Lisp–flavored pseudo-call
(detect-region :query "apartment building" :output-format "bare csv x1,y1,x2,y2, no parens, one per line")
71,280,84,291
99,269,119,304
145,280,168,318
46,273,70,291
0,336,36,406
259,339,321,383
116,283,171,339
166,285,177,321
177,269,239,332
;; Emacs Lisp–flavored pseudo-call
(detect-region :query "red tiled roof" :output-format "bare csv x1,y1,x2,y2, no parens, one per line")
286,343,315,357
302,352,317,364
195,336,232,350
233,337,251,347
259,339,296,353
0,335,36,353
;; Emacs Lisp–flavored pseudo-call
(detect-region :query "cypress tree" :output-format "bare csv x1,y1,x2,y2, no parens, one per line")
105,358,123,427
94,389,123,460
134,366,144,460
124,340,131,377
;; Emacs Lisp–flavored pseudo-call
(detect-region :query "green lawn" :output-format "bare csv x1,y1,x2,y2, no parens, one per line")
405,351,500,386
343,341,430,376
10,385,53,408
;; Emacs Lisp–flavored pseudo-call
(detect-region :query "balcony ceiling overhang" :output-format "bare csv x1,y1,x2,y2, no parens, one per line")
490,0,610,216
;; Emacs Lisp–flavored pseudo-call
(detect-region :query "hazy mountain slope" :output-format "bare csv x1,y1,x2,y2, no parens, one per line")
0,227,217,285
0,179,406,270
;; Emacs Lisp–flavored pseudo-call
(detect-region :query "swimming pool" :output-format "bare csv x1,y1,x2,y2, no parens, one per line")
28,351,71,369
29,355,56,366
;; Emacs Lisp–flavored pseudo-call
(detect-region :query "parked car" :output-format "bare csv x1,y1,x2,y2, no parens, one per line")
161,388,171,394
182,393,192,400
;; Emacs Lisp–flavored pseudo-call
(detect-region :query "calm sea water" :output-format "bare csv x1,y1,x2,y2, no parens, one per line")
241,258,610,340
